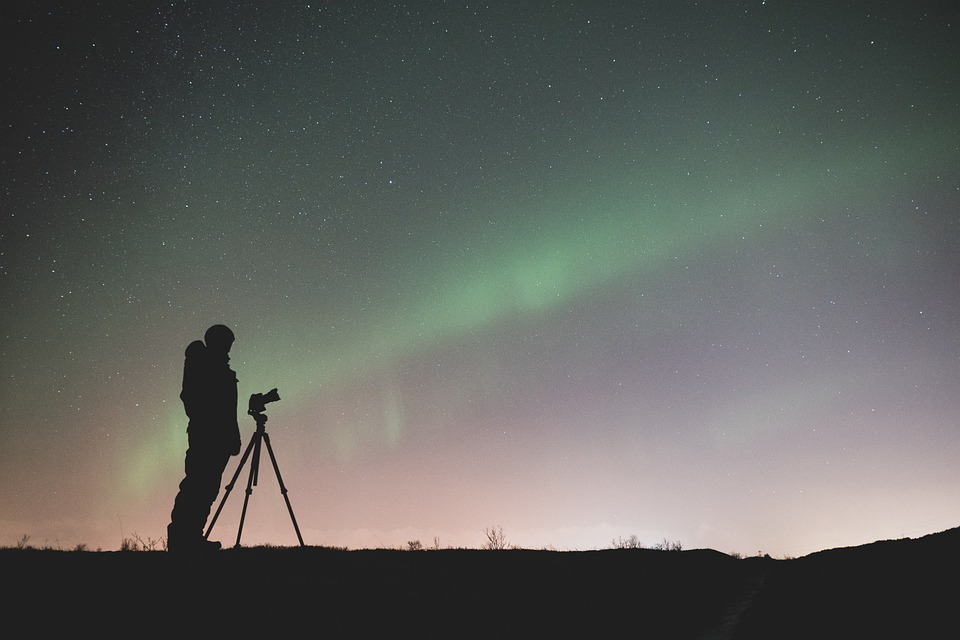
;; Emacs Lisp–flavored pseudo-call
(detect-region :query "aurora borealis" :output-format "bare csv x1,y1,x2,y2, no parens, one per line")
2,2,958,556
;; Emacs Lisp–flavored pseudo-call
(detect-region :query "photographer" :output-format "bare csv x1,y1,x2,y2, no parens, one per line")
167,324,242,553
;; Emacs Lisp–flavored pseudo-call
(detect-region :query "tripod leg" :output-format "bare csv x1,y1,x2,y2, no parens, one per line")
235,434,262,547
206,432,257,539
261,432,306,546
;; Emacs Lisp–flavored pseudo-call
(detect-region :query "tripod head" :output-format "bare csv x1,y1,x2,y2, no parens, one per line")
248,388,280,430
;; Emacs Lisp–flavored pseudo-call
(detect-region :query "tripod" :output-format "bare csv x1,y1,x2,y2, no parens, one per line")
205,409,305,547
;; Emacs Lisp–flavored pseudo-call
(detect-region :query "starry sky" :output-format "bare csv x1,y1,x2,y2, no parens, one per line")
2,1,958,556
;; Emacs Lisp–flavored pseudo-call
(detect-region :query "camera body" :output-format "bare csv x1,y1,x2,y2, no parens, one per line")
248,388,280,415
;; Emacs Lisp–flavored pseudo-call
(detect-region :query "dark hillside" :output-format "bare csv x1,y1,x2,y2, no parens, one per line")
5,546,764,638
6,529,956,638
732,527,960,639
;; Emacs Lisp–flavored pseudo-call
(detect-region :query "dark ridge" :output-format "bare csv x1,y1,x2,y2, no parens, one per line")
5,528,957,639
5,546,762,638
731,527,960,639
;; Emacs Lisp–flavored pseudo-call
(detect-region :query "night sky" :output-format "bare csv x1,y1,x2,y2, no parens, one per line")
2,1,958,556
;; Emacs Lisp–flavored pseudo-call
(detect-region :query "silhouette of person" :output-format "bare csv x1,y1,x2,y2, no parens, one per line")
167,324,242,552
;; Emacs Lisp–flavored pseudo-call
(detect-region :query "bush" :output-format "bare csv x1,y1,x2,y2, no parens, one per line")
652,537,683,552
120,532,164,552
483,526,508,550
611,535,643,549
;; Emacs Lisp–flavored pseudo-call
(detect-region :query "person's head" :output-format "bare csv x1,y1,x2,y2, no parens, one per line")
204,324,235,356
184,339,206,359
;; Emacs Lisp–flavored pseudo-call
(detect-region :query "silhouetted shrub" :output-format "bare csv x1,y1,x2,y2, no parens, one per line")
652,537,683,551
483,525,508,550
120,532,164,551
611,535,643,549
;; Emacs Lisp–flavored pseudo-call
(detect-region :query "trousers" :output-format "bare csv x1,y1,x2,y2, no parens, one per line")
169,438,231,542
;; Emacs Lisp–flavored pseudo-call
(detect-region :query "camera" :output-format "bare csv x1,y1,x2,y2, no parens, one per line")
248,388,280,414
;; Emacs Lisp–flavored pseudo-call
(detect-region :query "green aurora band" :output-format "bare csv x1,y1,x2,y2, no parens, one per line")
127,131,955,493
